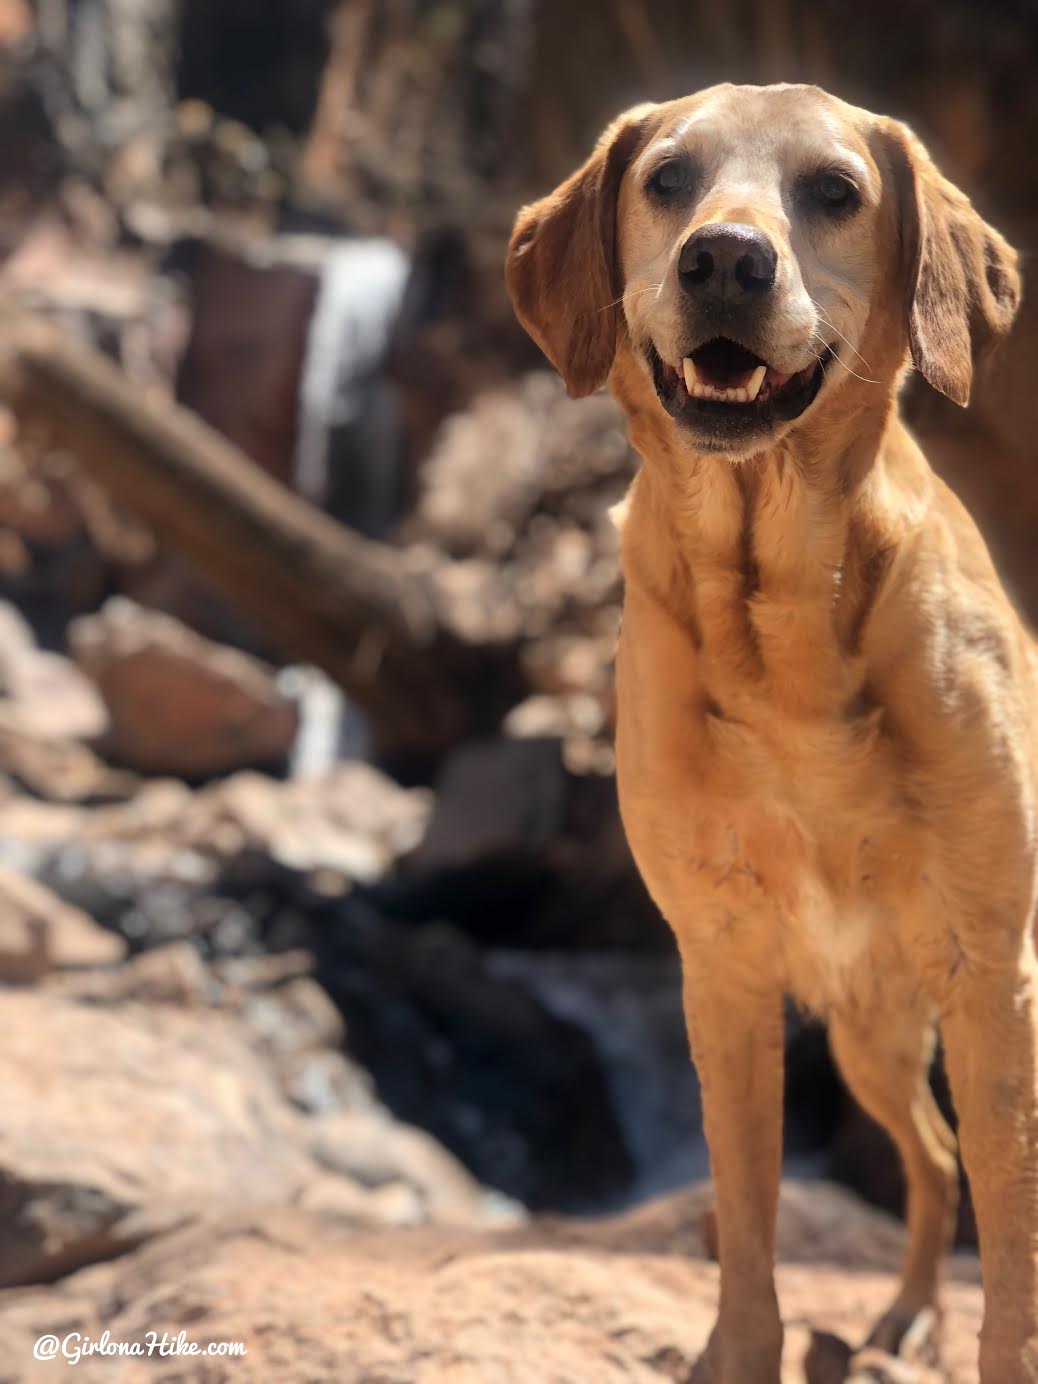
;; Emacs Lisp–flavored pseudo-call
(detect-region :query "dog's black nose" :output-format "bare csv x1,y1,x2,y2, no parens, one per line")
679,223,777,297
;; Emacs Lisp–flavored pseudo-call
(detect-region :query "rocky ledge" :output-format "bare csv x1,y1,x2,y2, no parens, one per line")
0,1181,981,1383
0,868,982,1383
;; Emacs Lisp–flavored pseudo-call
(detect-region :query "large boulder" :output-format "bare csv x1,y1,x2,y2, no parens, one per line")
0,975,502,1288
0,986,314,1286
0,1182,983,1382
68,598,298,777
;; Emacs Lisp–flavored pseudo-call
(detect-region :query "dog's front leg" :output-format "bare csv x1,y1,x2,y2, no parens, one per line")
682,955,785,1384
940,956,1038,1383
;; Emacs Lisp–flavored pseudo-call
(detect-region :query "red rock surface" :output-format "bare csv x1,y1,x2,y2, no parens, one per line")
0,1181,982,1382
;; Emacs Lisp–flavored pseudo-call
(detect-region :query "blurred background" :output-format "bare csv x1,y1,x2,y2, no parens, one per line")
0,1,1034,1376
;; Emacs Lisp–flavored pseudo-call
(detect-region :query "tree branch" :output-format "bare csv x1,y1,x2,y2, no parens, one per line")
1,321,514,761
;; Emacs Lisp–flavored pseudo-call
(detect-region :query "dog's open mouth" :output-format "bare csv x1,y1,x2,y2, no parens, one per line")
648,336,834,441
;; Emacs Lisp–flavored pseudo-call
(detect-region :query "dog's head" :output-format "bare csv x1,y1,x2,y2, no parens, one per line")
507,84,1020,460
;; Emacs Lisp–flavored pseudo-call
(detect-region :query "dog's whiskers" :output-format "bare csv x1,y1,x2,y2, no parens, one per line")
597,283,664,313
808,296,874,373
811,330,879,385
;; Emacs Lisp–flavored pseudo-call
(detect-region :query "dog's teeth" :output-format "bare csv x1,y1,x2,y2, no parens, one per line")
680,360,766,404
689,379,756,403
745,365,767,401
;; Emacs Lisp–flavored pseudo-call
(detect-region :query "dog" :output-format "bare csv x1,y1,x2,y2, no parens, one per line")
506,82,1033,1383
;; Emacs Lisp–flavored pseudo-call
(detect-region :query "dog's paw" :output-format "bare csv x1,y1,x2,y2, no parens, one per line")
801,1327,854,1383
795,1319,945,1384
863,1305,940,1366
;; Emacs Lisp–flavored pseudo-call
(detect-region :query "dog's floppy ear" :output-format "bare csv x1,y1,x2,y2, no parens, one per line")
506,105,658,397
879,121,1020,406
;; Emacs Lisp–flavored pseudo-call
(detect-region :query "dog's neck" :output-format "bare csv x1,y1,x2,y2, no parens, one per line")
613,360,928,717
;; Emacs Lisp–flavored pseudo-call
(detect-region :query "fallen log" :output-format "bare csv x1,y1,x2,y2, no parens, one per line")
0,320,519,763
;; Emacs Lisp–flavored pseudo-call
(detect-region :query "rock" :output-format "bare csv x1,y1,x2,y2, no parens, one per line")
0,724,137,809
387,734,571,940
0,987,316,1286
55,944,382,1118
0,642,107,745
398,371,635,769
277,1047,375,1118
0,600,106,747
238,973,345,1053
8,761,431,960
0,601,133,805
68,598,298,778
211,947,315,990
174,762,431,881
0,796,88,881
233,972,380,1118
413,376,558,557
0,1182,984,1382
226,963,393,1123
0,602,34,662
387,736,667,950
296,1172,426,1228
410,372,632,560
406,734,567,872
308,1109,497,1227
42,761,430,894
0,866,125,982
4,767,633,1216
10,838,636,1212
0,961,507,1287
60,939,215,1006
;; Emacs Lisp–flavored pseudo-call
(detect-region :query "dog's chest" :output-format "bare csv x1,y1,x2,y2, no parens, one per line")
774,835,896,1012
712,705,914,996
615,475,938,1009
617,642,925,1013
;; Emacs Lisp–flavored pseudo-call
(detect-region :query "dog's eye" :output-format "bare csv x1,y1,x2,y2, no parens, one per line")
807,171,857,212
648,159,694,199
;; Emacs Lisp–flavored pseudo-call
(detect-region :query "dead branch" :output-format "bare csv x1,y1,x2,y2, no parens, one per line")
0,321,517,762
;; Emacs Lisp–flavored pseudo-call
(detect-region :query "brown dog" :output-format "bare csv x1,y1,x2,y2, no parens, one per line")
506,83,1034,1383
